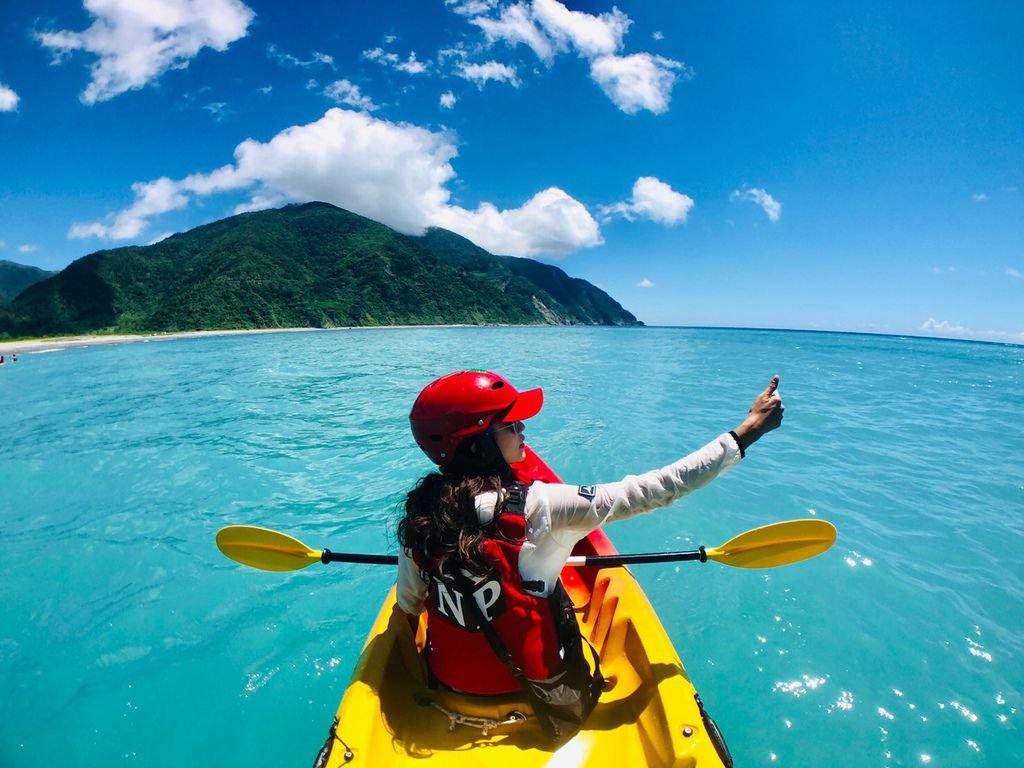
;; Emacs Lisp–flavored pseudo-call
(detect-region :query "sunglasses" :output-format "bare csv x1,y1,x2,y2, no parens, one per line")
492,421,524,435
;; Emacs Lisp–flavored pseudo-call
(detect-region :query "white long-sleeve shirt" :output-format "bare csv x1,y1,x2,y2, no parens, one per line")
396,432,742,614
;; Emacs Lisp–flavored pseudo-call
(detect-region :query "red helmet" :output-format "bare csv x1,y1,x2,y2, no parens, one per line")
410,370,543,466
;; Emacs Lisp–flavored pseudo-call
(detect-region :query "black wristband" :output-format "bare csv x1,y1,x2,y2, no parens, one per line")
728,430,745,459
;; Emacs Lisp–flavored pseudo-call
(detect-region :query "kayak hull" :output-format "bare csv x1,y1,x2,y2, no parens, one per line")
317,527,730,767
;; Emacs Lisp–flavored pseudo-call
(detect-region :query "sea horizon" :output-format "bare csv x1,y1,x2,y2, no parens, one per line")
2,321,1020,359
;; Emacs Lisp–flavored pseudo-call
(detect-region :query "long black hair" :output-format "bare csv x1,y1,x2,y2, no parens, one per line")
398,430,511,575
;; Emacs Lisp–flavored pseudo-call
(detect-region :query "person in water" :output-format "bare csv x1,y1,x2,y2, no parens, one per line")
398,370,784,737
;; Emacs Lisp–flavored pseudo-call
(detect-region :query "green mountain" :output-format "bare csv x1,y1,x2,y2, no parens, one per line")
416,228,635,325
0,260,55,305
0,203,639,338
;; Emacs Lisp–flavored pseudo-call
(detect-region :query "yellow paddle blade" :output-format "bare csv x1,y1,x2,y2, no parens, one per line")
705,519,837,568
216,525,323,572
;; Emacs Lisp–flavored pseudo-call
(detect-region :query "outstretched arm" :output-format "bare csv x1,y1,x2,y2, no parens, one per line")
533,375,787,536
518,376,787,594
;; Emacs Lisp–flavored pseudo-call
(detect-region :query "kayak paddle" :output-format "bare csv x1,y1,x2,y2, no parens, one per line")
216,519,836,572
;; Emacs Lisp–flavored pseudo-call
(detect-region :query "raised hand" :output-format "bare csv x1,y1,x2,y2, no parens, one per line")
733,375,784,451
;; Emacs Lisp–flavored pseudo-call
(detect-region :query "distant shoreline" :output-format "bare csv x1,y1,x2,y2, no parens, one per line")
0,325,481,355
1,323,1018,356
663,325,1024,348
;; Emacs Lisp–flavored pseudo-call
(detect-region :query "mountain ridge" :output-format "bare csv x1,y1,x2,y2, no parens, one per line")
0,203,640,339
0,260,55,305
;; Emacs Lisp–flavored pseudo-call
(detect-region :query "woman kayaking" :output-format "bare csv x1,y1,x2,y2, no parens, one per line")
397,370,784,740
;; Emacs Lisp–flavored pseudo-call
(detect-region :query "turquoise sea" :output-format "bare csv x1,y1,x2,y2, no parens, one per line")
2,327,1022,767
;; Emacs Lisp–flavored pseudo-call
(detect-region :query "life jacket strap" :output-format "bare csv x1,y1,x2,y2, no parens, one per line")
504,480,527,516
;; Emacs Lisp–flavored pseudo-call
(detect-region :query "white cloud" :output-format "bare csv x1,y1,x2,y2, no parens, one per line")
730,187,782,222
446,0,498,15
179,162,245,195
473,3,556,63
920,318,966,334
636,278,654,288
0,241,6,249
0,83,19,111
458,61,520,88
363,47,399,66
323,80,379,111
972,193,988,202
396,52,428,75
438,45,471,64
630,177,694,224
258,85,272,95
149,232,175,244
267,45,334,69
653,31,664,41
916,318,1024,344
919,319,1024,344
1007,267,1022,279
930,266,957,274
68,108,602,258
590,53,683,115
440,91,457,109
433,187,602,257
203,101,230,121
459,1,685,115
234,192,287,214
70,176,195,239
532,0,631,59
466,0,631,61
17,244,39,254
602,177,693,225
363,46,429,75
36,0,255,105
223,110,456,235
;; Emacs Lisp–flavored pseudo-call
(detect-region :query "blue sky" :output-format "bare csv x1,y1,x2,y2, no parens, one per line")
1,1,1021,342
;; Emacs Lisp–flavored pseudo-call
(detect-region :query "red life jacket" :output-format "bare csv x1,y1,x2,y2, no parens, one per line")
414,485,566,695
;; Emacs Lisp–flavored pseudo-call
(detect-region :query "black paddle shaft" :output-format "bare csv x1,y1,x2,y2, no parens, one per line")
318,546,708,567
321,549,399,565
583,546,707,566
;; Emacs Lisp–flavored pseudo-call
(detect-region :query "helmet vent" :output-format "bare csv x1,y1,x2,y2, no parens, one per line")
491,381,505,389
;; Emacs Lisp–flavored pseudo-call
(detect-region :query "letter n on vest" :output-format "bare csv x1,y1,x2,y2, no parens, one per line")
434,581,470,628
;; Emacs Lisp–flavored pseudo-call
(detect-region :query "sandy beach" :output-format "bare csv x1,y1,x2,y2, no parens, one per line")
0,327,345,355
0,325,487,356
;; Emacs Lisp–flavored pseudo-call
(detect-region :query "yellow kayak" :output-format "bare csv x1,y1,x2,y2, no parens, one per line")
313,525,732,767
216,452,832,765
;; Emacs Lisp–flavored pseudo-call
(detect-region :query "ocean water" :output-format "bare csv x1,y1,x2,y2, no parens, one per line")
1,326,1021,767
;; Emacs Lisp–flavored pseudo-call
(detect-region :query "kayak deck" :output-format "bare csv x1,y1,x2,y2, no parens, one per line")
318,529,730,767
